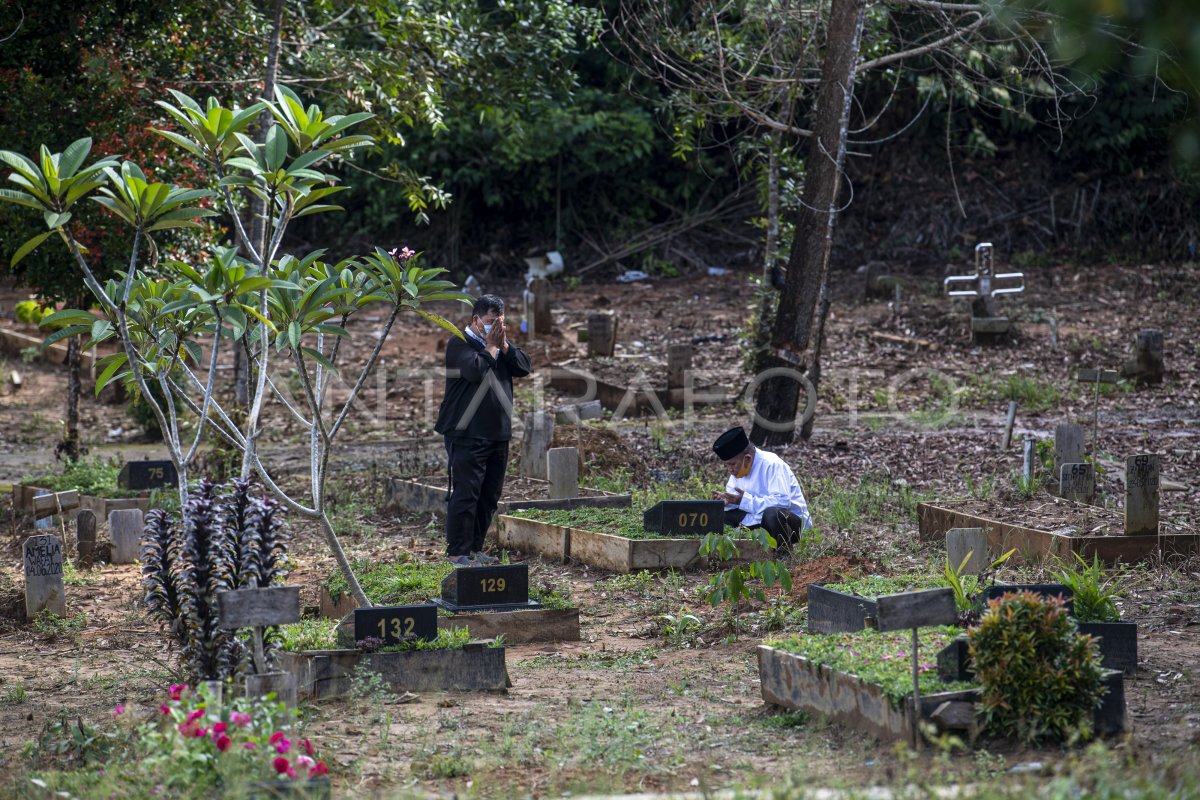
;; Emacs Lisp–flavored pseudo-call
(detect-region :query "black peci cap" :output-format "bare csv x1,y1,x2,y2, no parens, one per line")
713,426,750,460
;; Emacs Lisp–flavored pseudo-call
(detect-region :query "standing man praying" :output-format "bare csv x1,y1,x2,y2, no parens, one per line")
711,426,812,546
435,294,532,566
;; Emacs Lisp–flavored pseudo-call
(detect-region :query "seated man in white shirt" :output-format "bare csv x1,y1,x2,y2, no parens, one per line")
711,426,812,546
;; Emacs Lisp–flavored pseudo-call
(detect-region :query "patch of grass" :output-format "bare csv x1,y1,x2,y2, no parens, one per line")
279,617,338,652
22,457,139,498
31,610,88,639
61,560,95,587
824,574,943,598
324,559,573,610
807,476,927,531
523,647,657,670
377,626,476,652
766,626,974,706
1013,469,1045,498
3,682,27,705
970,372,1063,413
511,506,672,540
759,709,810,729
599,569,657,594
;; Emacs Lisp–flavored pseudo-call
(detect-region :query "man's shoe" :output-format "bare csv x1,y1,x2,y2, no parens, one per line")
470,551,500,565
448,555,476,567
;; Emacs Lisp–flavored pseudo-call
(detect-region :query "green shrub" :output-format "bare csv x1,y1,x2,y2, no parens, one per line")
970,591,1106,743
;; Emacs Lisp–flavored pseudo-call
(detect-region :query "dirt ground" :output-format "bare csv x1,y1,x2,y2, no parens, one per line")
0,258,1198,796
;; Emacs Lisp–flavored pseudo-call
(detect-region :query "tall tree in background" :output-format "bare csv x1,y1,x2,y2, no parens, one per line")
619,0,1079,443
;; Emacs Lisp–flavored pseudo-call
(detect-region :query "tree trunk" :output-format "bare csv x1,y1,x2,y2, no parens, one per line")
751,0,866,446
764,132,781,284
62,334,82,461
236,0,285,406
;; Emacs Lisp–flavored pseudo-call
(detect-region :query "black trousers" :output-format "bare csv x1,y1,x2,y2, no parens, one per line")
725,506,804,546
445,436,509,557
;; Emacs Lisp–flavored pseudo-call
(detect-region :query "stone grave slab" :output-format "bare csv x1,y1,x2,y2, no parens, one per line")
519,411,555,479
547,447,579,499
109,508,144,564
1054,423,1085,490
946,527,986,574
76,510,97,569
24,534,65,618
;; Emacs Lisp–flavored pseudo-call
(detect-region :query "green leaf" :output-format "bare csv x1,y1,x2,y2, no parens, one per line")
0,188,44,210
58,138,92,178
40,309,96,328
93,355,128,397
11,230,55,266
411,308,467,340
41,324,91,348
286,320,301,351
265,125,288,172
301,346,339,375
43,210,72,229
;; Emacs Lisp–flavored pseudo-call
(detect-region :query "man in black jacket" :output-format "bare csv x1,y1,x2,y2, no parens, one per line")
434,294,532,565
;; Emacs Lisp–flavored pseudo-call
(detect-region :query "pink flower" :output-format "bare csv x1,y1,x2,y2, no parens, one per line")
113,704,125,717
215,734,232,752
388,246,416,264
186,709,204,724
244,742,257,751
273,757,291,775
212,722,226,735
274,738,291,755
168,684,188,701
231,712,251,728
159,705,170,715
296,755,314,769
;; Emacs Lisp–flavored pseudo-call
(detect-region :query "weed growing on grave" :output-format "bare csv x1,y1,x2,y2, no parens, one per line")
1013,469,1045,498
658,607,703,647
964,473,997,500
760,709,811,729
1055,553,1122,623
31,609,88,639
600,569,657,595
3,683,27,705
587,467,634,494
970,591,1106,743
941,548,1015,623
767,627,974,706
522,647,657,670
60,559,94,587
700,527,792,618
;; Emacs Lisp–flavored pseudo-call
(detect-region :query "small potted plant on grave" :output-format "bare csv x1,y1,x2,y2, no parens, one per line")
1056,553,1137,673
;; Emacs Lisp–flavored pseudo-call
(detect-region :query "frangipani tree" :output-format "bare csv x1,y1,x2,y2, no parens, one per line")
0,87,470,607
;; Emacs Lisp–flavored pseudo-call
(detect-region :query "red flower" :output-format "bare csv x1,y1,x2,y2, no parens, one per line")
168,684,188,701
159,705,170,715
186,709,204,723
215,734,232,752
212,722,226,735
301,738,315,757
269,732,286,744
310,762,329,777
273,757,291,774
